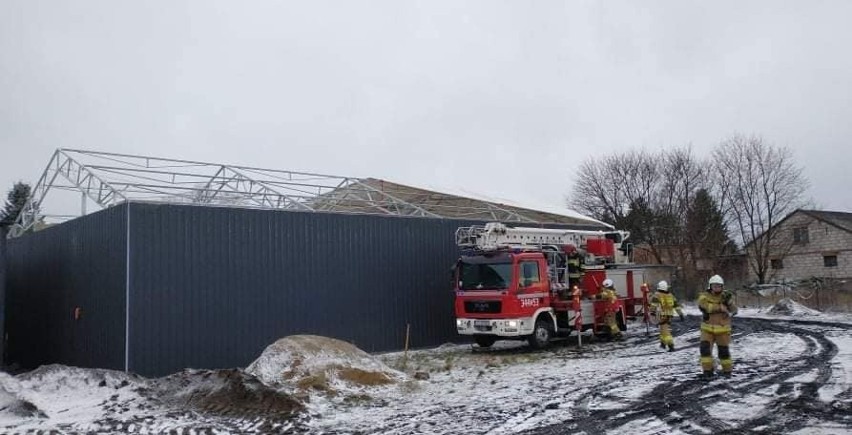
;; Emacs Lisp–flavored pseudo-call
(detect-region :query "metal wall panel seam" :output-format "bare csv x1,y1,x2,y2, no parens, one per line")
125,203,131,372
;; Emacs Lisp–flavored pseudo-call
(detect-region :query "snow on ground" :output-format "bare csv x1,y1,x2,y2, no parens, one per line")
0,364,304,433
818,335,852,404
1,311,851,434
0,365,148,433
684,297,852,325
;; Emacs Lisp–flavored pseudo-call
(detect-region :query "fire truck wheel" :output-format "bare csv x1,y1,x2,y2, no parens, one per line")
616,311,627,332
474,336,496,348
528,319,552,349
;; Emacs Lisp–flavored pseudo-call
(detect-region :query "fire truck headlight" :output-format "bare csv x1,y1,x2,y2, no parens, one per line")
456,319,463,328
507,320,518,328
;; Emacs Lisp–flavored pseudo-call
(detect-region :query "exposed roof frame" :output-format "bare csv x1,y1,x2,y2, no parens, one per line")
9,149,606,237
8,149,441,236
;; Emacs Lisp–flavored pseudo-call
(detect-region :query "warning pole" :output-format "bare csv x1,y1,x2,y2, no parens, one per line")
641,283,651,336
572,286,583,348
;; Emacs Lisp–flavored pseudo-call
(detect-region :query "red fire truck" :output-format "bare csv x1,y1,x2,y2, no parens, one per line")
453,222,658,348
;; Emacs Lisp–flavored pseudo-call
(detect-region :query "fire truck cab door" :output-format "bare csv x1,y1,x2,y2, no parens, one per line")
517,259,546,293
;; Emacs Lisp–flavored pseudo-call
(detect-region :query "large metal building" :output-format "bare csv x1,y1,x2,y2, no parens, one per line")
4,150,609,377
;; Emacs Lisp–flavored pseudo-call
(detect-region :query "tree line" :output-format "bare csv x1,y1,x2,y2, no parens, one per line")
567,134,809,295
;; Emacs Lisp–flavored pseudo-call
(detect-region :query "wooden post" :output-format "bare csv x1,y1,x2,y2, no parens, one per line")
404,323,411,358
641,283,650,336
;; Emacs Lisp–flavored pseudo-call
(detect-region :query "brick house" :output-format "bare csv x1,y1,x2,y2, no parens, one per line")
757,209,852,283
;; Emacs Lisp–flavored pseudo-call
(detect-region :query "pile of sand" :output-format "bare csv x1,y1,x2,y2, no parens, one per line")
246,335,405,396
766,298,822,316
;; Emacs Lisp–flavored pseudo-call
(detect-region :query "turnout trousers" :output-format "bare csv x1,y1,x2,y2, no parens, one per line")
658,316,674,347
700,323,732,373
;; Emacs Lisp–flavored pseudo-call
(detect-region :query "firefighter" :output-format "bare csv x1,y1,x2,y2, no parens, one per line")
698,274,738,378
563,244,585,290
650,280,684,352
596,278,622,339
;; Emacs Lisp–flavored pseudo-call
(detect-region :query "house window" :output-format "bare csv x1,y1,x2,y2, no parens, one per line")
824,255,838,267
770,259,783,269
793,227,809,244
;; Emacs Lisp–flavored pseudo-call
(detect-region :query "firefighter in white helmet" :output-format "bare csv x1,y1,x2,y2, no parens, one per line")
596,278,622,339
698,274,738,377
650,280,684,352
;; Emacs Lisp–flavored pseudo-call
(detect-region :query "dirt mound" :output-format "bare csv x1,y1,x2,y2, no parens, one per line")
151,368,304,419
0,373,45,419
767,298,822,316
246,335,404,395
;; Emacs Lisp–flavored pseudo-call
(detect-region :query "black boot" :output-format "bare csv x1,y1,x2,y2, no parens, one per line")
720,371,732,378
701,370,714,379
668,343,675,352
660,342,666,349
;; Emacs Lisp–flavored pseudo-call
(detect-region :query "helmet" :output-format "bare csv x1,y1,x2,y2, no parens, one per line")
708,275,724,289
562,244,577,254
602,279,614,288
657,280,669,291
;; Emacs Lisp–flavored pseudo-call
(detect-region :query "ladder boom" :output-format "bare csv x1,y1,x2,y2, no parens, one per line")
456,222,629,252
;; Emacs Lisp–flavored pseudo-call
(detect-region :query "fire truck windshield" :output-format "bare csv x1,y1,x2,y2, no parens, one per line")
458,259,513,290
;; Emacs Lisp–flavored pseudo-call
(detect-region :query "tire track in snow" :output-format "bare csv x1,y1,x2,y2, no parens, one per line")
523,317,850,435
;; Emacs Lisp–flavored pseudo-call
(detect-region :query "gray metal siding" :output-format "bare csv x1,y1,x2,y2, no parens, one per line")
128,203,466,376
5,207,127,371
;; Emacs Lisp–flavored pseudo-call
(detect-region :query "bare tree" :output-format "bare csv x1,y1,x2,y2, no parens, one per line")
657,147,719,292
568,146,711,267
570,149,658,226
712,134,808,284
656,146,707,243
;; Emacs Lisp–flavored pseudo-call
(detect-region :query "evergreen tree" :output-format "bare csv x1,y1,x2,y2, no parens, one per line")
0,182,32,228
686,188,734,266
621,198,653,245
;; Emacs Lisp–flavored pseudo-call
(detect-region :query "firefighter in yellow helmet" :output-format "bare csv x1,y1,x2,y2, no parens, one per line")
596,278,622,339
698,275,738,377
650,280,684,352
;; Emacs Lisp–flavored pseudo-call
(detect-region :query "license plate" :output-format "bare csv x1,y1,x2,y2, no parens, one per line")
474,320,491,327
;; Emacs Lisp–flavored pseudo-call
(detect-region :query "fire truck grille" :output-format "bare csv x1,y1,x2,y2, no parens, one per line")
464,300,502,314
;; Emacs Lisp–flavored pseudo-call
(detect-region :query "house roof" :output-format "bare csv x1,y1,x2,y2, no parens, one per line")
744,208,852,248
799,210,852,233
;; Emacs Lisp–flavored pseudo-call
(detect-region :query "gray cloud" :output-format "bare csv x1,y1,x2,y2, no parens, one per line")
2,0,851,220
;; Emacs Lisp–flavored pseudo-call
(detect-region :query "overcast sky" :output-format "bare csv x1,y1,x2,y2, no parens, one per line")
2,0,851,220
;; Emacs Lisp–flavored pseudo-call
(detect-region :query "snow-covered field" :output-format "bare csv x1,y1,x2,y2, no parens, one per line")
2,299,850,434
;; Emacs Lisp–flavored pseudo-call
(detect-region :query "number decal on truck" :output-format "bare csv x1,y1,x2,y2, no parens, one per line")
520,298,540,308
